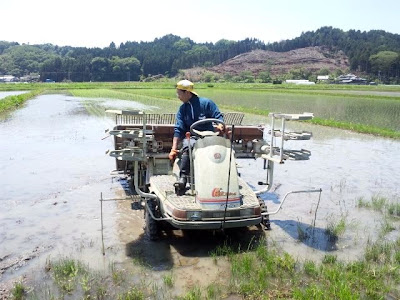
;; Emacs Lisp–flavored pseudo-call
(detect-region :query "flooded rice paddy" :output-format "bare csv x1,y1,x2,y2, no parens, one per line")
0,93,399,296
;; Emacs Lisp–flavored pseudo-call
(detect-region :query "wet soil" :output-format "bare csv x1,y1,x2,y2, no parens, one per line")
0,94,399,297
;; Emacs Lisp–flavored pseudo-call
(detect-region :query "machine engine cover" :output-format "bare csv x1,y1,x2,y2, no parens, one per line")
193,136,241,210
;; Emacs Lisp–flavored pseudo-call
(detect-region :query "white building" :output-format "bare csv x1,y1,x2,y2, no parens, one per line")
285,79,315,85
0,75,16,82
317,75,330,81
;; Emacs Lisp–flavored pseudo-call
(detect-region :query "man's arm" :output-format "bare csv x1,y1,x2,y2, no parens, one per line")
169,136,181,161
207,100,225,133
172,136,181,151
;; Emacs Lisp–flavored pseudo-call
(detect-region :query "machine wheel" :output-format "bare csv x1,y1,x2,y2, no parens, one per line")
144,198,159,240
258,197,271,230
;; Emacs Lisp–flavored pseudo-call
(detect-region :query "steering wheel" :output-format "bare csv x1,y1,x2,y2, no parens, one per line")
190,118,226,137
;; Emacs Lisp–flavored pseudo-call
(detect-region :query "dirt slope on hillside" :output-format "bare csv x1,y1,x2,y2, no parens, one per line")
183,46,349,80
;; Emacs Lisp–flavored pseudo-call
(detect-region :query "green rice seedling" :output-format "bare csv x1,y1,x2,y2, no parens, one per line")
325,217,346,241
345,261,367,277
96,285,107,299
109,262,124,285
205,283,222,300
357,196,370,208
50,258,87,294
297,224,309,242
130,256,150,268
371,195,387,211
365,241,392,263
209,242,235,260
395,237,400,248
254,243,296,277
80,274,92,297
162,273,174,288
293,283,325,299
387,202,400,217
322,254,337,264
276,252,297,274
303,260,319,277
150,282,160,299
394,250,400,264
177,286,202,300
209,243,236,265
231,253,255,277
380,218,396,237
51,258,86,278
117,287,144,300
229,248,271,297
11,282,25,300
237,281,261,298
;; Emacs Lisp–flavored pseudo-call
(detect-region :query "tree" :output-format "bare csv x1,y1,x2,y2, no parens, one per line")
1,45,49,76
173,38,192,52
239,71,255,83
91,57,111,81
318,68,330,75
40,57,63,81
110,56,140,81
258,71,271,83
369,51,399,80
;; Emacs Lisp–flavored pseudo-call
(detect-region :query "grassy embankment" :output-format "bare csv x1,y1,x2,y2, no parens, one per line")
12,231,400,299
7,193,400,299
1,82,400,138
0,89,44,113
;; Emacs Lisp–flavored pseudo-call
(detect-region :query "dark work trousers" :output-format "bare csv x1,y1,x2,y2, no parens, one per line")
180,137,197,177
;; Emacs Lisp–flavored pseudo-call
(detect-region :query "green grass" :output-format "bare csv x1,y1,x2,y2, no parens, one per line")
325,217,347,242
357,196,371,208
226,237,400,299
388,202,400,217
310,117,400,139
177,286,202,300
205,283,223,300
365,241,393,263
117,287,145,300
0,89,43,113
17,236,400,299
11,282,25,300
380,218,396,236
162,272,174,288
48,258,87,294
358,195,400,217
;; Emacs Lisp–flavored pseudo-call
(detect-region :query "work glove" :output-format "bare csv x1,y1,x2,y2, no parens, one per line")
168,149,179,161
215,123,225,133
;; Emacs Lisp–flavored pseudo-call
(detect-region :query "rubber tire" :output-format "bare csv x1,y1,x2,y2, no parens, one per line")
145,199,159,241
258,197,271,230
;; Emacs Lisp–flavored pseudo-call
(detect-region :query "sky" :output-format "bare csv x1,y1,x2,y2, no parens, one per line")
1,0,399,48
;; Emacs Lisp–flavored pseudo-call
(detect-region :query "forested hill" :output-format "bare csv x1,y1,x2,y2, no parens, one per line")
0,26,399,83
266,27,400,75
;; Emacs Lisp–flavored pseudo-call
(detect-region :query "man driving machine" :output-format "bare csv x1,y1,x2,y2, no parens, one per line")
169,79,225,189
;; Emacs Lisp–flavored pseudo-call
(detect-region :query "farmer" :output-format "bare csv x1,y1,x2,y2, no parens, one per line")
169,79,225,188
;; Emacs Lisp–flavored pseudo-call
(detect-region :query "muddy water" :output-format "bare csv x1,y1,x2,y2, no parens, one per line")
1,94,400,296
241,122,400,261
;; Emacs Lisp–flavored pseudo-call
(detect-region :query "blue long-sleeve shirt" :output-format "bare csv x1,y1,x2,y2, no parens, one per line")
174,95,223,139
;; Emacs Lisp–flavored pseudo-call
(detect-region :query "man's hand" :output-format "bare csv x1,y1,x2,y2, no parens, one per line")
168,149,179,161
215,123,225,133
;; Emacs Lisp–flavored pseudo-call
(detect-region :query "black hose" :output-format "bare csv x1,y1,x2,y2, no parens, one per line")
222,125,235,229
